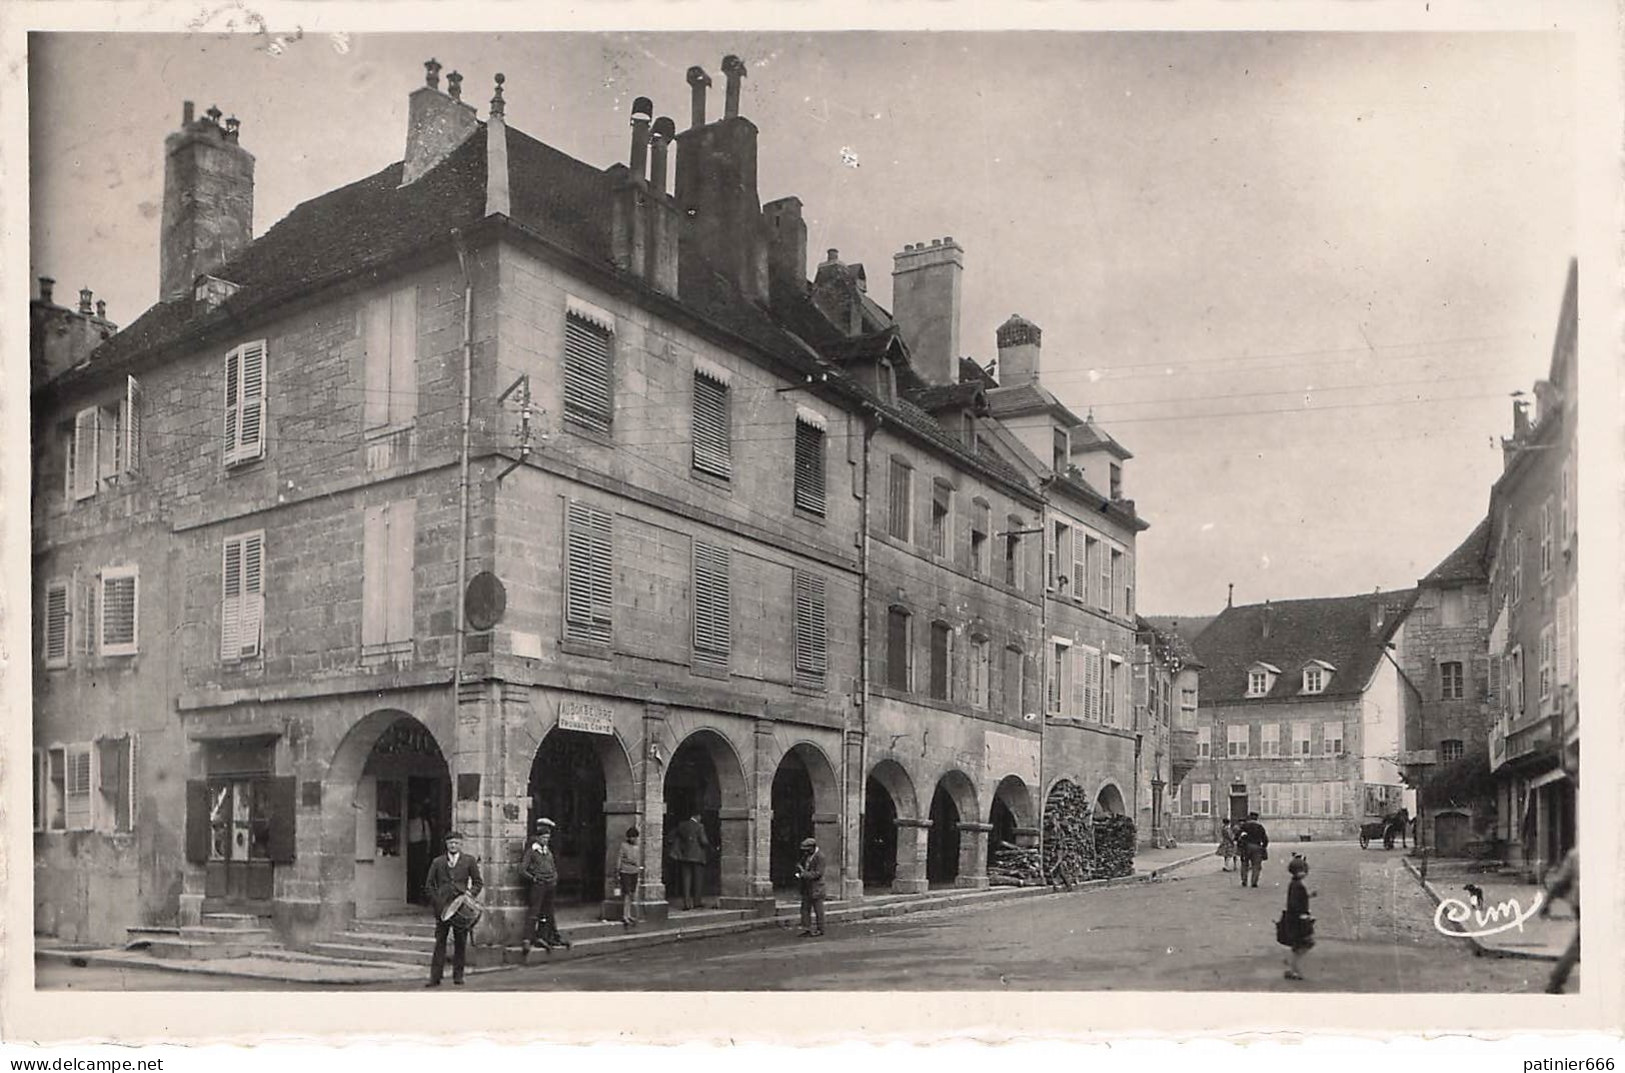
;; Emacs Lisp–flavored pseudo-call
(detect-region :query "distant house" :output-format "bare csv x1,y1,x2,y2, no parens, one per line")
1170,590,1420,842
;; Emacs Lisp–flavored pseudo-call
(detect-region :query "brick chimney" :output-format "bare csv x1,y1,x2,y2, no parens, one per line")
1261,599,1274,640
764,196,808,301
674,57,770,306
160,101,254,302
402,59,479,186
812,249,866,336
31,276,118,388
996,314,1042,386
891,237,963,386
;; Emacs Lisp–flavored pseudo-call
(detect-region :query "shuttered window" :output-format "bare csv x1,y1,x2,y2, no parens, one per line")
364,286,419,430
691,371,732,479
969,638,990,709
929,622,952,701
1081,645,1101,722
44,580,69,668
72,406,101,500
99,566,139,657
123,375,143,476
792,571,828,686
362,501,416,650
563,314,613,432
224,340,267,465
64,742,94,831
1068,645,1088,718
221,532,265,661
885,607,911,691
1004,516,1023,588
888,459,912,541
1099,545,1114,613
793,419,826,515
692,541,731,669
1105,656,1123,726
931,481,952,558
98,734,136,832
564,502,614,646
970,500,990,577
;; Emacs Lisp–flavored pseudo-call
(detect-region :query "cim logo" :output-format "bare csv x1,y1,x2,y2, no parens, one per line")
1433,890,1545,939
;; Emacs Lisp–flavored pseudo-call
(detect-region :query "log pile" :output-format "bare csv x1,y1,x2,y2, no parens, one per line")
988,842,1043,887
1043,783,1096,889
1092,814,1137,879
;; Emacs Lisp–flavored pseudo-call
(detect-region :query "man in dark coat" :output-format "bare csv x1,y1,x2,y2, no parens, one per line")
796,836,827,937
668,811,711,911
424,830,483,987
1235,812,1269,888
520,817,570,951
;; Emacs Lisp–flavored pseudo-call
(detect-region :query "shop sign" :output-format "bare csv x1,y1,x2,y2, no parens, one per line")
559,702,614,736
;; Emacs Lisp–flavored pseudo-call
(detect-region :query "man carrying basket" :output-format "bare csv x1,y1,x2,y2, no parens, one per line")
425,830,484,987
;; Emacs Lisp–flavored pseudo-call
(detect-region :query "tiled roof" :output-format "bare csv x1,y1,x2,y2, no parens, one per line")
1192,590,1416,705
1072,418,1133,461
960,356,998,388
1422,517,1491,585
985,382,1085,427
1138,617,1205,670
909,382,985,414
1143,615,1217,654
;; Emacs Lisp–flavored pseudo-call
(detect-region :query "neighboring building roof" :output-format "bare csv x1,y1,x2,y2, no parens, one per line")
1192,589,1417,705
1422,517,1491,585
1137,616,1205,671
984,381,1087,428
960,356,998,388
1044,468,1149,533
1071,417,1133,461
1143,614,1217,649
909,381,986,415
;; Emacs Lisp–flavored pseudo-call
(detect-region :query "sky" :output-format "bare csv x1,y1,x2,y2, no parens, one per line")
28,31,1576,615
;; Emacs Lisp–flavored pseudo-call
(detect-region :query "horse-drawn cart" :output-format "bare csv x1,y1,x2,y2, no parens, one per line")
1358,808,1410,850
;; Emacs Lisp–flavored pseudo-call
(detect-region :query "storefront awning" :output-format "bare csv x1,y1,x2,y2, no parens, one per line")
1529,767,1570,790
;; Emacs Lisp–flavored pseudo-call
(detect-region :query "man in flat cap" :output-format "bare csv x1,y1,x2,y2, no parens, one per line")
795,835,827,938
521,817,570,951
424,830,483,987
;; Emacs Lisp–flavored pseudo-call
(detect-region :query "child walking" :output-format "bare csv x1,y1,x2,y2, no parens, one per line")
1277,854,1316,981
1217,819,1237,872
616,826,643,928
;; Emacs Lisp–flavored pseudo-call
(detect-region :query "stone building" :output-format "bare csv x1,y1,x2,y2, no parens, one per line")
1484,260,1578,877
1136,619,1203,848
31,56,1150,949
1170,591,1419,842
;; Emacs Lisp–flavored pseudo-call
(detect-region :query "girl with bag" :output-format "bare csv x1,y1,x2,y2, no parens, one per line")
1276,854,1316,981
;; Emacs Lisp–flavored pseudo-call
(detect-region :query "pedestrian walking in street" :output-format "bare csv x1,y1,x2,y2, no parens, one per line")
1236,812,1269,888
796,836,827,937
668,811,711,911
1276,854,1316,981
1539,846,1579,994
1217,819,1237,872
521,818,571,951
616,826,644,928
424,830,483,988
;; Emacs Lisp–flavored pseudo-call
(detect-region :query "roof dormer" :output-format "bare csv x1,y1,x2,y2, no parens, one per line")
1300,660,1336,695
1246,661,1281,698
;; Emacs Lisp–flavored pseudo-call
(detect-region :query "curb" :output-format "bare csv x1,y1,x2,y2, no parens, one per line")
34,944,521,986
1400,857,1560,962
1142,850,1214,880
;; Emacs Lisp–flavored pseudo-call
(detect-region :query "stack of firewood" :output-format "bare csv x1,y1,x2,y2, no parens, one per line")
988,841,1043,886
1092,814,1137,879
1043,783,1096,888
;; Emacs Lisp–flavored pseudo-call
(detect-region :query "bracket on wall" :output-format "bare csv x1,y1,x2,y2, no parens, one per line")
496,375,538,482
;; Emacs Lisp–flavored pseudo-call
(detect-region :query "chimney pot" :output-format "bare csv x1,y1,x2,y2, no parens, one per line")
447,71,463,100
206,105,223,127
38,277,54,304
650,116,677,193
425,58,442,90
629,98,653,179
182,101,194,125
96,299,107,319
225,116,240,141
78,288,93,314
827,248,839,263
686,66,712,128
721,55,747,117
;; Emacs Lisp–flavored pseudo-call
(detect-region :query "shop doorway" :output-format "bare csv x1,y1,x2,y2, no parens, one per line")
185,735,292,912
529,729,609,904
1228,784,1249,822
863,758,916,891
662,730,747,907
769,744,837,891
354,717,451,915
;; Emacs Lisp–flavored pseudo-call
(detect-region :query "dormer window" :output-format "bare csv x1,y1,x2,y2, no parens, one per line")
1110,463,1122,500
1052,428,1069,472
1246,662,1280,698
1300,660,1335,695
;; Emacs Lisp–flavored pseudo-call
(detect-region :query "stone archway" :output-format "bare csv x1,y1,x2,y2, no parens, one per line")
663,728,749,908
988,774,1037,870
769,742,840,891
322,710,451,921
1095,781,1127,816
527,726,637,906
864,758,918,892
927,769,980,888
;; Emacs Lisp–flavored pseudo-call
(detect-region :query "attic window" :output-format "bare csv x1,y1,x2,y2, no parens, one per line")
1300,660,1335,695
1246,662,1280,698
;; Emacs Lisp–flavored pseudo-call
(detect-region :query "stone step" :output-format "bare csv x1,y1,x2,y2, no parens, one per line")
338,930,438,951
353,918,438,938
201,912,273,931
308,941,435,967
145,937,262,961
249,948,418,973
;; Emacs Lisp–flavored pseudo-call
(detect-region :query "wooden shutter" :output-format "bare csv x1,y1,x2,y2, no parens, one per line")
929,623,949,699
241,533,264,657
185,779,212,863
65,743,93,830
225,342,267,464
387,501,415,643
793,571,827,682
692,541,731,666
1100,546,1113,611
364,295,393,429
1555,594,1572,688
563,315,613,431
1070,647,1087,718
888,461,911,540
565,502,613,645
691,372,732,478
222,538,243,659
886,608,909,690
362,506,388,647
266,775,298,863
793,419,826,514
44,581,69,667
390,287,417,426
73,407,99,500
1084,647,1102,721
123,375,142,475
100,569,138,655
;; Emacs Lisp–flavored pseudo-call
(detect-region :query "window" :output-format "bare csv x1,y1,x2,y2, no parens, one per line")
1511,530,1523,604
970,500,990,577
46,747,66,830
929,622,952,701
1509,645,1526,716
1261,723,1281,758
1439,588,1465,628
65,376,142,500
1181,687,1198,713
1192,783,1211,817
62,743,93,831
792,571,828,687
1123,551,1134,618
691,368,732,480
563,312,613,432
792,415,827,516
364,286,418,430
363,501,416,653
223,340,267,465
564,501,614,646
1050,521,1070,591
1322,721,1343,756
1052,428,1068,473
888,458,913,542
1196,726,1211,758
1302,666,1325,694
1004,646,1025,719
97,735,135,833
1538,625,1555,707
1440,660,1464,700
1259,783,1283,817
931,481,953,558
1097,542,1113,612
1226,723,1249,759
1290,782,1311,816
1292,722,1312,757
98,566,139,657
1082,536,1100,605
970,637,991,709
33,749,48,831
1540,501,1553,578
1110,463,1122,500
692,541,732,670
1321,781,1343,817
1003,516,1023,588
1247,670,1270,697
1106,656,1124,726
1440,739,1465,763
221,532,266,661
1082,646,1102,722
885,607,912,691
1110,549,1124,616
43,579,70,668
1561,459,1574,546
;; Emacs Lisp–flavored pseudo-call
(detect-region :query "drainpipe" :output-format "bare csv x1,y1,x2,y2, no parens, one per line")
855,410,879,896
1035,492,1047,880
451,231,475,745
